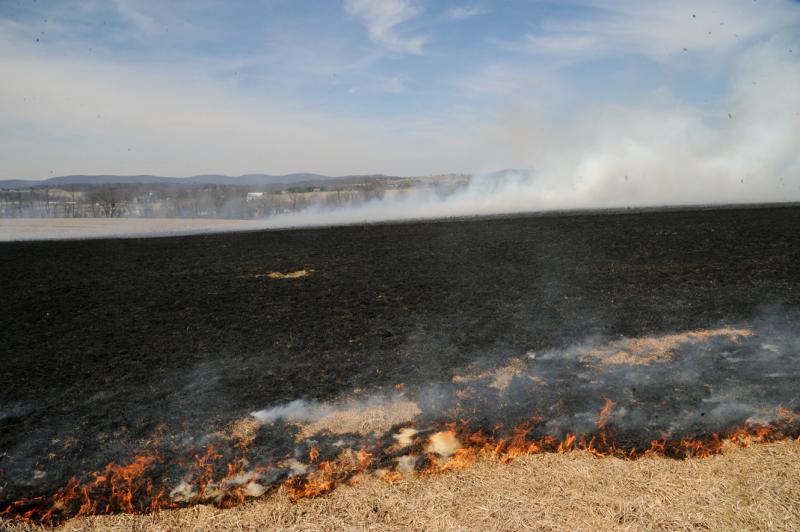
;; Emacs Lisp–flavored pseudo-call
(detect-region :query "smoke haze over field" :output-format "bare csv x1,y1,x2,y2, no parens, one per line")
258,35,800,228
1,1,799,230
13,58,792,240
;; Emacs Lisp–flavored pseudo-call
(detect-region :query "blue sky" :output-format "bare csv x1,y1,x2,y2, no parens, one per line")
1,0,799,179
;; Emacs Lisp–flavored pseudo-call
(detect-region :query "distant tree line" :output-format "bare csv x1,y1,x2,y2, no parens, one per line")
0,176,470,219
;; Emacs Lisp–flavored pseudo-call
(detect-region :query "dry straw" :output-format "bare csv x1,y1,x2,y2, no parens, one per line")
5,439,799,531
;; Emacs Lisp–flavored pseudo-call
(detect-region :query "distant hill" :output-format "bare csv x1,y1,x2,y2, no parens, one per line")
0,173,401,189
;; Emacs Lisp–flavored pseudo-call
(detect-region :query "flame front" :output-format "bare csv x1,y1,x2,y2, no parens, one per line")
2,400,799,526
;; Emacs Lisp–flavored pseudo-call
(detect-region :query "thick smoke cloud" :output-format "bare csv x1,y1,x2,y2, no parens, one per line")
262,38,800,230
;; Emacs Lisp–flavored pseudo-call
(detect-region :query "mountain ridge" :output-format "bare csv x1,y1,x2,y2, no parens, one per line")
0,173,401,189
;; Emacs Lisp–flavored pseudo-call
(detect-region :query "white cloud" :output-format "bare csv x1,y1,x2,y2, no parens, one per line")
0,39,477,179
343,0,426,54
499,0,800,63
444,4,486,21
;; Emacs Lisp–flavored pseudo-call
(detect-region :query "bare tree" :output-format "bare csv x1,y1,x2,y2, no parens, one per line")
362,178,385,202
38,187,54,217
68,186,82,217
90,187,126,217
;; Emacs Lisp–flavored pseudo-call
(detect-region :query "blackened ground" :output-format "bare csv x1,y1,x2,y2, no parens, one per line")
1,205,800,500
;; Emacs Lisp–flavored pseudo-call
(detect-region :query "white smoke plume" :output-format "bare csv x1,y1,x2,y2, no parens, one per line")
251,399,319,425
261,37,800,230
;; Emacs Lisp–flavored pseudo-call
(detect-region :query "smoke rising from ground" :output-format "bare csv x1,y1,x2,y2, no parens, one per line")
259,38,800,230
3,310,799,521
245,314,800,446
1,36,797,241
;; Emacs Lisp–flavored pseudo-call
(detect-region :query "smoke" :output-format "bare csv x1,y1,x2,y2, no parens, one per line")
251,393,421,437
245,314,800,445
2,38,797,241
251,399,319,424
3,311,800,521
259,37,800,230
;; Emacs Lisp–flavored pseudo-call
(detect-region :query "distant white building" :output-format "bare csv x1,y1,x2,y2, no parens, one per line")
246,192,265,201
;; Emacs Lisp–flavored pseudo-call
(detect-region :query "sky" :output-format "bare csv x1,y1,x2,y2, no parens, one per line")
1,0,799,185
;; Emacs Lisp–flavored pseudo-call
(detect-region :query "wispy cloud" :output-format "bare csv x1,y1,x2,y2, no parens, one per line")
444,4,486,21
111,0,159,34
1,0,798,191
343,0,426,54
0,41,473,178
497,0,800,62
375,75,408,93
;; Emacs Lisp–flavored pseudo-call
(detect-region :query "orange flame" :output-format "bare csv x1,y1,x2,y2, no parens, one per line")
308,447,319,464
3,402,799,526
596,398,615,430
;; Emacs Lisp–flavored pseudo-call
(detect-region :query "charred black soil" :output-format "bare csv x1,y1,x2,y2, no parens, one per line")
2,205,800,517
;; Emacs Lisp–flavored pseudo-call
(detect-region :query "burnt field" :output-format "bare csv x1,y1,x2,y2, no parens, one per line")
2,205,800,524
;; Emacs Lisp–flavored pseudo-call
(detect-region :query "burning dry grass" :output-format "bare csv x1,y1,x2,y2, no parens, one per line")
4,325,798,528
581,327,754,366
248,396,422,440
452,358,527,391
449,328,756,391
227,418,262,448
5,440,799,531
296,399,420,439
